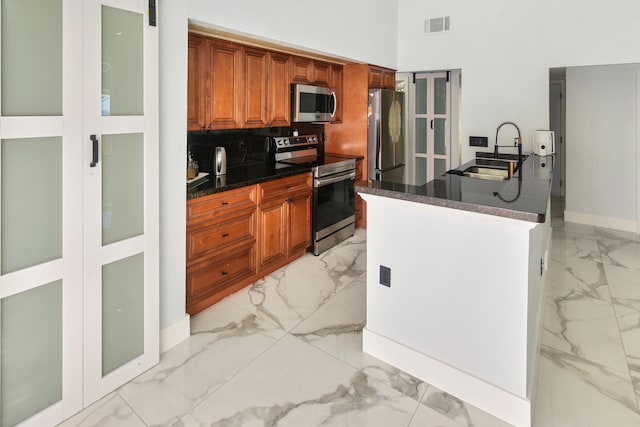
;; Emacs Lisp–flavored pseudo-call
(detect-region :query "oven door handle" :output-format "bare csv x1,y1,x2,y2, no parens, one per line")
315,170,355,188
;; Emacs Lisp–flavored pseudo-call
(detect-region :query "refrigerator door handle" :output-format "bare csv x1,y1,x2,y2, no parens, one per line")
378,163,406,173
375,118,382,170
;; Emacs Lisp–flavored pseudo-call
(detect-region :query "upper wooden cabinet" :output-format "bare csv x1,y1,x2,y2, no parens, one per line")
368,65,396,90
268,52,291,127
187,35,208,130
313,61,331,87
187,34,243,130
330,64,343,123
290,56,314,84
187,33,346,130
243,46,269,128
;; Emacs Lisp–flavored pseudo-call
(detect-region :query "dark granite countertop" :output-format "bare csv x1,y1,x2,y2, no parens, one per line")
356,153,554,223
187,162,314,200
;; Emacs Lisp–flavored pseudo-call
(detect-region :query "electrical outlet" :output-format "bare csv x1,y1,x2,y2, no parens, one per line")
380,265,391,287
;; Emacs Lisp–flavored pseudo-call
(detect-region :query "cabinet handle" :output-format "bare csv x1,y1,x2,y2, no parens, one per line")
221,201,229,206
222,233,230,238
430,119,434,130
90,134,99,167
221,271,229,276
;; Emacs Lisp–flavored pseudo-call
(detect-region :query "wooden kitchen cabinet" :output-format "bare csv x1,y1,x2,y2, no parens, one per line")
186,35,243,130
290,56,314,84
313,60,331,87
186,173,312,315
369,65,396,90
187,34,208,131
257,173,312,273
287,191,312,256
330,64,343,123
267,52,291,127
186,186,258,314
208,39,243,129
242,46,269,128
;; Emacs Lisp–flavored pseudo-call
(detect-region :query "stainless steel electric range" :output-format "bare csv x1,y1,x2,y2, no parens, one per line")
274,135,356,255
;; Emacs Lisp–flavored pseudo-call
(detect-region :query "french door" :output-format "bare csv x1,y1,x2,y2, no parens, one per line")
413,72,451,185
0,1,158,425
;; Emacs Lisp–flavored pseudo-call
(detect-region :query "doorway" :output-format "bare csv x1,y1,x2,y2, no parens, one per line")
549,68,566,198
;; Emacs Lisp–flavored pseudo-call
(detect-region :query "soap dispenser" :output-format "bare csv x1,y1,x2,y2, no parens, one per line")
187,151,199,179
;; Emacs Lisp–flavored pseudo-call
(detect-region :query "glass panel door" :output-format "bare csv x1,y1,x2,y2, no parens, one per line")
0,0,84,425
83,0,158,405
412,72,450,184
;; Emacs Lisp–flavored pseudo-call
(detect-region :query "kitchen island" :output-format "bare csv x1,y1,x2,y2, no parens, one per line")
356,154,553,427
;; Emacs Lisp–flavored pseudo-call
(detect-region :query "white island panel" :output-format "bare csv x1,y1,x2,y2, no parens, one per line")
360,192,550,427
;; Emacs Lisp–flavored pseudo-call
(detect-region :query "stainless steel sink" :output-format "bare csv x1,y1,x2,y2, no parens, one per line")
462,166,510,181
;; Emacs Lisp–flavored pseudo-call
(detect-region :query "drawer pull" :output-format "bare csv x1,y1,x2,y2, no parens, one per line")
221,201,229,206
222,233,230,238
221,271,229,276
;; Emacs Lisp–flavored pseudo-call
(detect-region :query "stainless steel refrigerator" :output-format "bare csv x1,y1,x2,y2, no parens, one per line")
367,89,406,184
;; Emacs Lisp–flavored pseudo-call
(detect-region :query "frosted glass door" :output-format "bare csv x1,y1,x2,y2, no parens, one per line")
83,0,158,404
413,72,450,184
0,0,84,425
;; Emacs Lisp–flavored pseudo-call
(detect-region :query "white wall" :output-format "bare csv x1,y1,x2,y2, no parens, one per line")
397,0,640,162
158,1,399,333
158,1,188,329
188,0,398,68
565,64,638,227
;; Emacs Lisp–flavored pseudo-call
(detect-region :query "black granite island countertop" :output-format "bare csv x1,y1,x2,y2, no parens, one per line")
356,153,554,223
187,162,314,200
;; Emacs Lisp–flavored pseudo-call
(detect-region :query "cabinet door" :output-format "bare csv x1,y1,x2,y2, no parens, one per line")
330,64,343,123
243,47,268,128
290,56,314,84
257,200,287,271
313,61,330,87
83,0,159,405
368,66,384,89
187,34,208,131
268,53,291,127
209,39,242,129
287,192,312,256
383,70,396,90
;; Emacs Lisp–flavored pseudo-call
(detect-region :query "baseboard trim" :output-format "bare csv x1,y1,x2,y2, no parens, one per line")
363,328,531,427
564,210,637,233
160,314,190,353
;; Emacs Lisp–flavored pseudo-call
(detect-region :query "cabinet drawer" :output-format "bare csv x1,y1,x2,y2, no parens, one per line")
187,185,256,224
257,173,312,204
187,208,256,264
186,243,256,302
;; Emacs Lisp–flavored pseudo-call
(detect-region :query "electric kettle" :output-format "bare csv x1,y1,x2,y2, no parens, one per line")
214,146,226,175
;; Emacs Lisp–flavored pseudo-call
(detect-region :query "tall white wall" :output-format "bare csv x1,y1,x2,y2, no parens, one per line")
188,0,398,68
565,64,638,227
158,1,188,329
397,0,640,162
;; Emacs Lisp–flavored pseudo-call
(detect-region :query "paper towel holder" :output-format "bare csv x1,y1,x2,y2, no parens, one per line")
533,130,555,156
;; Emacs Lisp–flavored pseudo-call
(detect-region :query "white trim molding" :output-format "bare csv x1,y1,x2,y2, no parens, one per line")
565,210,637,233
363,328,532,427
160,314,191,353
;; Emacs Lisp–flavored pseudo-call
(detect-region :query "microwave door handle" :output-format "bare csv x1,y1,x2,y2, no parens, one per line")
330,91,337,118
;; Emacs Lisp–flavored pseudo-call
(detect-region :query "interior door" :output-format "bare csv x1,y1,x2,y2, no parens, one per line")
0,1,84,425
549,81,565,196
413,72,450,185
82,0,159,405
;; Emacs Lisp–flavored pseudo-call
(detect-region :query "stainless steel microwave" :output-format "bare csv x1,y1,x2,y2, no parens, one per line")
292,84,336,122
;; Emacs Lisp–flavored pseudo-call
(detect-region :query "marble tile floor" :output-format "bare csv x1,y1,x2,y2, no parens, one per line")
59,200,640,426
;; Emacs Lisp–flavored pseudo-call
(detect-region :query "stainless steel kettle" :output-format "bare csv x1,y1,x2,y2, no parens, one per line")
214,146,226,175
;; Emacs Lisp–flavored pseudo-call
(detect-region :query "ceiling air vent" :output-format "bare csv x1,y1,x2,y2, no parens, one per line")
424,16,450,34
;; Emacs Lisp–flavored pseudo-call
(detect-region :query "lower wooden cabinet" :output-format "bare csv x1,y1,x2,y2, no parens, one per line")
186,173,312,315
